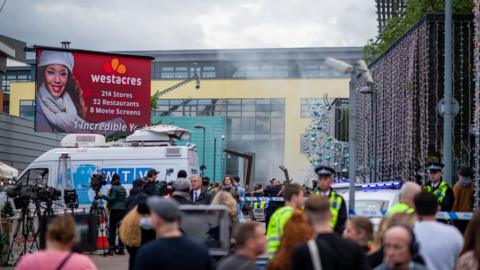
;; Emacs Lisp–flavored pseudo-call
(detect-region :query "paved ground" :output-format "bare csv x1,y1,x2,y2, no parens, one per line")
4,252,129,270
90,254,129,270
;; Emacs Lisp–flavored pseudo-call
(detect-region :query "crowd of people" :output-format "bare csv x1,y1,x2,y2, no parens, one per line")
13,161,480,270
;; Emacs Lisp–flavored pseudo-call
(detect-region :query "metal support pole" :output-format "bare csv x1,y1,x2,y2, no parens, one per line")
202,129,206,175
213,137,217,182
443,0,453,185
348,72,357,212
369,94,374,182
373,90,378,182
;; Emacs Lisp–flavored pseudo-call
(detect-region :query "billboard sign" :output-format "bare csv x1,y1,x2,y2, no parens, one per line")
35,47,152,135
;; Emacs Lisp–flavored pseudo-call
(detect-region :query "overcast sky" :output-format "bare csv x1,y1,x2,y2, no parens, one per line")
0,0,377,51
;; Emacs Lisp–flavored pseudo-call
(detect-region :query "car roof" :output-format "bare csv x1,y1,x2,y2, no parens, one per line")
342,189,399,201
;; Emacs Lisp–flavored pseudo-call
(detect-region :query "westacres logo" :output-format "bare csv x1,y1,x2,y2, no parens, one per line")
90,58,142,86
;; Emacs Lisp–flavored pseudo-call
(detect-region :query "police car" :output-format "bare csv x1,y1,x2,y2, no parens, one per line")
341,182,401,228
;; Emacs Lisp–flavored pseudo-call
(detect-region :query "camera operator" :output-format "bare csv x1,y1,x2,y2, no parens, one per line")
98,173,127,255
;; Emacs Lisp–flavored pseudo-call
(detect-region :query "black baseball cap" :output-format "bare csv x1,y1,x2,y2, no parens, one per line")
148,168,159,176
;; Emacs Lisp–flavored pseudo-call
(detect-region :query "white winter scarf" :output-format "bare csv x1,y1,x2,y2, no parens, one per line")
38,83,83,132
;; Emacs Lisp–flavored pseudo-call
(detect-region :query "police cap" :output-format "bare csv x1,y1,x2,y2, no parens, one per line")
314,166,335,177
426,161,444,172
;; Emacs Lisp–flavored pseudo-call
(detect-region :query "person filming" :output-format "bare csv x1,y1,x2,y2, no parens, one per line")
98,173,127,255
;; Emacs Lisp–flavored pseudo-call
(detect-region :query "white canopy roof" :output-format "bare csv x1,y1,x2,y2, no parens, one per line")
126,125,191,143
0,162,18,179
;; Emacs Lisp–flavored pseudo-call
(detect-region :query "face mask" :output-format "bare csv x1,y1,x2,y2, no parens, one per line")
139,217,153,230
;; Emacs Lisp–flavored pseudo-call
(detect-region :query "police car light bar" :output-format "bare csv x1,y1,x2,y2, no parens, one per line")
361,181,402,190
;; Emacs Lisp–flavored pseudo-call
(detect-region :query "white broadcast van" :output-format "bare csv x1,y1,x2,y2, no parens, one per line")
13,125,199,207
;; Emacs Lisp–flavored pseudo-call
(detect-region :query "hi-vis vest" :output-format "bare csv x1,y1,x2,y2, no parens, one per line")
423,180,448,204
252,201,269,209
387,202,414,216
313,190,343,229
328,191,343,229
266,206,294,259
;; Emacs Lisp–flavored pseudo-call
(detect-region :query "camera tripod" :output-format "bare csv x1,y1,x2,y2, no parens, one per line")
90,195,109,256
27,200,55,252
4,204,41,266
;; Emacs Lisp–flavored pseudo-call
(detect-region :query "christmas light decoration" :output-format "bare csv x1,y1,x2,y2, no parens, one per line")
357,14,474,183
473,0,480,208
302,99,349,176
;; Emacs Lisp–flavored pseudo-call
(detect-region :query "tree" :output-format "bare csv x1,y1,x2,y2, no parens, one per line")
363,0,473,62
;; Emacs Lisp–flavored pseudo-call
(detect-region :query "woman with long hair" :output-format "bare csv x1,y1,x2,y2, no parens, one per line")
220,176,239,198
211,191,239,228
456,209,480,270
16,214,97,270
120,198,156,270
267,212,313,270
36,50,123,133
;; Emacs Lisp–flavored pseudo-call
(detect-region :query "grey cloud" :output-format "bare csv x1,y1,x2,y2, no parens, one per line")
0,0,377,51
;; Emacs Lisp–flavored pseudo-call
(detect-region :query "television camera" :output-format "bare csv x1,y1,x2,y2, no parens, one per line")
90,172,107,193
5,184,61,209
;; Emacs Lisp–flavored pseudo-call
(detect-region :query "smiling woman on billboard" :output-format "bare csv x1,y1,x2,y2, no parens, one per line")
36,50,123,134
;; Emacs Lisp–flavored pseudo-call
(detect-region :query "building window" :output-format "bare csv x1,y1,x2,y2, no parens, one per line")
160,67,174,79
299,63,348,78
202,66,216,78
174,67,188,79
233,63,289,78
20,100,35,121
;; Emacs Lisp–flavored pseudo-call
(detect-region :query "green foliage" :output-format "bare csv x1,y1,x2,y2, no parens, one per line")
363,0,473,63
151,92,160,110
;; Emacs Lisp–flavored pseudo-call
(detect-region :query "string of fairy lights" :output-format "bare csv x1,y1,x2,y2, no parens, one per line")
357,14,474,184
473,0,480,207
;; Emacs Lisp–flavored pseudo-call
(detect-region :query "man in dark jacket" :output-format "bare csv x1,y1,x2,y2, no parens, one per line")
99,173,127,255
291,196,369,270
134,198,212,270
190,175,212,205
143,169,159,196
262,179,284,227
127,179,148,211
172,179,194,205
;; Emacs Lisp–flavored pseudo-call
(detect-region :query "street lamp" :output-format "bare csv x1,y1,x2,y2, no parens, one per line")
213,129,225,182
194,124,206,176
323,57,374,213
359,86,377,183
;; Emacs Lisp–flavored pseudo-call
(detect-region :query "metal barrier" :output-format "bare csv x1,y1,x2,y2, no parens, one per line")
241,197,474,220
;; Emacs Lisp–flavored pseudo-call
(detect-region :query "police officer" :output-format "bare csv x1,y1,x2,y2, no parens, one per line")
313,166,347,235
386,181,421,216
422,161,454,211
266,183,304,259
